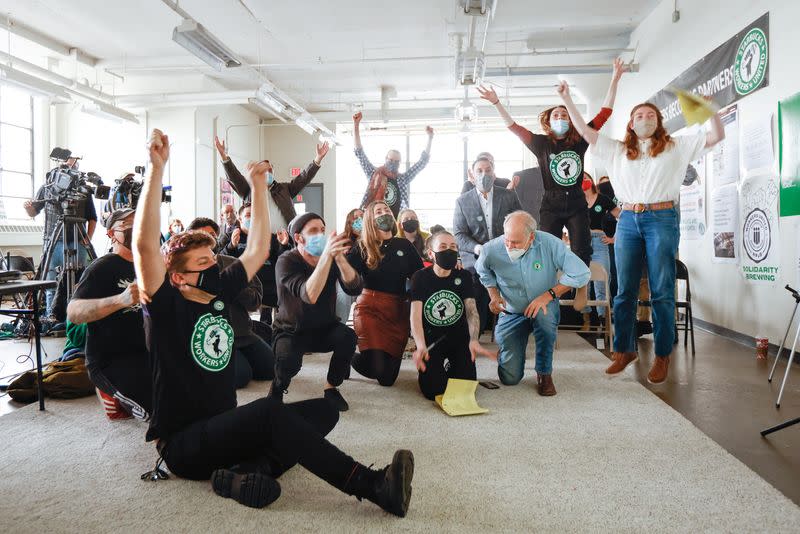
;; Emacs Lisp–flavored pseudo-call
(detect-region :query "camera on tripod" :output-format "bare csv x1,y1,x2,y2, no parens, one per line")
106,165,172,212
46,148,109,216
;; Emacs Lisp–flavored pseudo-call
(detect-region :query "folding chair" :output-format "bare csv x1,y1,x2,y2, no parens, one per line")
559,261,613,349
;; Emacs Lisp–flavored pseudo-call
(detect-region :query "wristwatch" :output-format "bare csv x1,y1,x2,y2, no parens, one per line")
547,289,557,300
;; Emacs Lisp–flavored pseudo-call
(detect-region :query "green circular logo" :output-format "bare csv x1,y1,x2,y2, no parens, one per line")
213,300,225,311
191,313,234,372
549,151,582,187
384,181,398,206
734,28,768,96
423,290,464,327
594,205,603,213
533,261,542,271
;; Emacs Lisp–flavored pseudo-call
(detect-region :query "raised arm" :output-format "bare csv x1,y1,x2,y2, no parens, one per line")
705,112,725,149
352,112,364,150
478,85,535,146
287,142,328,198
601,58,625,110
215,135,251,200
237,161,272,280
133,129,170,298
67,283,139,324
558,81,599,146
424,126,434,154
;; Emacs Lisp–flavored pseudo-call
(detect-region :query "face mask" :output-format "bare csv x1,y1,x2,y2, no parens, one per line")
242,217,251,230
351,217,363,234
115,228,133,250
402,220,419,233
582,179,593,192
550,118,570,137
506,248,527,261
434,249,459,270
184,263,221,296
632,118,657,138
303,233,327,257
267,172,274,186
476,172,494,193
385,160,400,174
375,214,395,232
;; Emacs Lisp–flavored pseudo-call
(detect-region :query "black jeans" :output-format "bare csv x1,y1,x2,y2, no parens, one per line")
234,335,275,389
273,323,357,392
352,349,403,387
418,339,476,400
161,398,352,488
88,356,152,420
539,190,592,266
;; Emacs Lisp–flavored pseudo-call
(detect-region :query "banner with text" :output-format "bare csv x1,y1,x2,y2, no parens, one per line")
648,13,769,133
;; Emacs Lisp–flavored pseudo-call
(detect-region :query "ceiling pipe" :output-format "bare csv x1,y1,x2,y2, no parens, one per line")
0,17,98,67
484,63,639,77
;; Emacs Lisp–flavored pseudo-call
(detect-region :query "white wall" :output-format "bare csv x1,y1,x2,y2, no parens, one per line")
604,0,800,342
260,125,338,229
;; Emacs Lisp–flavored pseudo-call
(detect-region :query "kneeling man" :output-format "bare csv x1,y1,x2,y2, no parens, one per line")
476,211,589,395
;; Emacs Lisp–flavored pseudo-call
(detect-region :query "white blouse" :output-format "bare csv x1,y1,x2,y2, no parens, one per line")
591,131,707,204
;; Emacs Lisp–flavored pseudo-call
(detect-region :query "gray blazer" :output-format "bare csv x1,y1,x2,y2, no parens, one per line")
453,186,522,270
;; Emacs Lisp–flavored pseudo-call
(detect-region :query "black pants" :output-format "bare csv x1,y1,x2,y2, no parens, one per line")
161,398,353,488
273,323,357,392
418,338,476,401
88,355,151,420
234,335,275,389
469,269,490,333
352,349,402,387
540,190,592,266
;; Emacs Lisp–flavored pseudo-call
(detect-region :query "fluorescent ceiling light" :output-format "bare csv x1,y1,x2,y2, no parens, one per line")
81,102,140,124
247,98,287,123
172,19,242,71
255,88,288,114
294,116,318,136
0,65,71,100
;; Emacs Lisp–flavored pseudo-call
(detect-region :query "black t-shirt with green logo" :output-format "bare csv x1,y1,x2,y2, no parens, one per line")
588,194,618,231
143,260,248,442
410,266,475,344
528,134,589,192
347,238,423,296
384,179,401,217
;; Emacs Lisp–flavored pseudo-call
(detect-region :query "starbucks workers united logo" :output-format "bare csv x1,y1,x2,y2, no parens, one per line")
734,27,767,95
549,151,582,187
424,290,464,327
384,180,399,206
191,313,234,372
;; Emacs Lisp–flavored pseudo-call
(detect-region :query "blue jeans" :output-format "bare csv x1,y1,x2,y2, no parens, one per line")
613,209,678,357
584,232,611,318
44,240,90,317
493,303,560,384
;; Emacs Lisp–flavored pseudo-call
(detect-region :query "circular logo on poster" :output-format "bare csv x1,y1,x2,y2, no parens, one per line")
384,180,399,206
191,313,234,372
549,151,582,187
742,208,770,263
424,290,464,327
734,27,768,95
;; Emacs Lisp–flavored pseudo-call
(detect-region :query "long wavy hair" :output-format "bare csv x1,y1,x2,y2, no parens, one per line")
539,105,583,146
624,103,674,160
358,201,393,270
342,208,363,242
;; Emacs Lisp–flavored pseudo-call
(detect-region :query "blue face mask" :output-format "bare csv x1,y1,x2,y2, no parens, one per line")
267,172,274,186
385,160,400,173
242,217,251,230
304,233,327,257
351,217,363,233
550,118,570,137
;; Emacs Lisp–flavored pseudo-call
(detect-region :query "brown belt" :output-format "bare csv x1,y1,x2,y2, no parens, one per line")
622,201,675,213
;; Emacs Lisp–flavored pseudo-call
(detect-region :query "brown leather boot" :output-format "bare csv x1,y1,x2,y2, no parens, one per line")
647,356,670,384
537,374,557,396
572,285,588,311
605,352,638,375
580,313,591,332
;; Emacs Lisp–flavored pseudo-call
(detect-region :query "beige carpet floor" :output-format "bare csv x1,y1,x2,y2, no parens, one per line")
0,333,797,533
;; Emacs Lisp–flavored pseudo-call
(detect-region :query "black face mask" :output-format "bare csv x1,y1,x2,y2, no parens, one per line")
115,228,133,250
434,249,459,270
402,220,420,233
184,262,221,296
375,214,395,232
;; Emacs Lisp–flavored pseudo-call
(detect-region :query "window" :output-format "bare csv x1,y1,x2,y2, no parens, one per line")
0,85,34,222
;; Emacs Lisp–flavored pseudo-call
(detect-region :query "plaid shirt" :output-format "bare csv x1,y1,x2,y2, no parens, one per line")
355,147,430,210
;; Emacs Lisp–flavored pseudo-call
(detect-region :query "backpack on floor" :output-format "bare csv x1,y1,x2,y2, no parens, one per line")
7,357,94,403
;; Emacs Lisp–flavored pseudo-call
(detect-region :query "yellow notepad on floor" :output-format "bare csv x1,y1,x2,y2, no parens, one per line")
435,379,488,416
671,87,720,126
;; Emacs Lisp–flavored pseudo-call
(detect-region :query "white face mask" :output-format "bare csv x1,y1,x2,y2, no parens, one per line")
632,118,657,138
506,247,527,261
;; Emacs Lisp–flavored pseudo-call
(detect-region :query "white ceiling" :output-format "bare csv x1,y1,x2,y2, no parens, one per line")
1,0,662,122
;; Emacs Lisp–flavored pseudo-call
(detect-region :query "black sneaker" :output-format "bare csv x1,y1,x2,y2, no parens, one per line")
370,450,414,517
324,388,349,412
211,468,281,508
636,320,653,338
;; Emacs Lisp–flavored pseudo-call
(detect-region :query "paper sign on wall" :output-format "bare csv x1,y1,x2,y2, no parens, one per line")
679,157,707,240
712,183,739,264
741,114,774,172
713,105,740,187
739,171,780,285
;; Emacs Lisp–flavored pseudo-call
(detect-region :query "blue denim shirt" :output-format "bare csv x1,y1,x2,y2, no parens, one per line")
475,231,590,314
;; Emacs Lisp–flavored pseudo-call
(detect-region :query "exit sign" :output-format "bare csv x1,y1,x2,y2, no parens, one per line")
290,167,301,177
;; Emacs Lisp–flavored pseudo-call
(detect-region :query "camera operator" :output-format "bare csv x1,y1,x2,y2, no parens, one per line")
67,208,150,420
24,156,98,322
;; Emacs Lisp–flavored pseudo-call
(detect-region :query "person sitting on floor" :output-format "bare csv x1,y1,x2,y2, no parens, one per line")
67,207,151,420
133,128,413,515
186,216,275,389
272,212,362,411
476,211,590,396
410,231,496,400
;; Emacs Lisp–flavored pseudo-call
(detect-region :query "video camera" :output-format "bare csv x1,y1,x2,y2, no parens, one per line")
46,148,109,215
106,165,172,212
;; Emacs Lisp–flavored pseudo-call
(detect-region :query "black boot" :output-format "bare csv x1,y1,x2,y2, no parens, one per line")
268,381,285,404
211,467,281,508
344,450,415,517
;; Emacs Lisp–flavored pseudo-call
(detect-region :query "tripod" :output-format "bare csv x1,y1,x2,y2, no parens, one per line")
35,203,97,309
763,285,800,437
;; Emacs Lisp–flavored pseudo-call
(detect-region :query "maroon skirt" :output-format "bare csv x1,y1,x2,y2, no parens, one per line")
353,289,410,358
